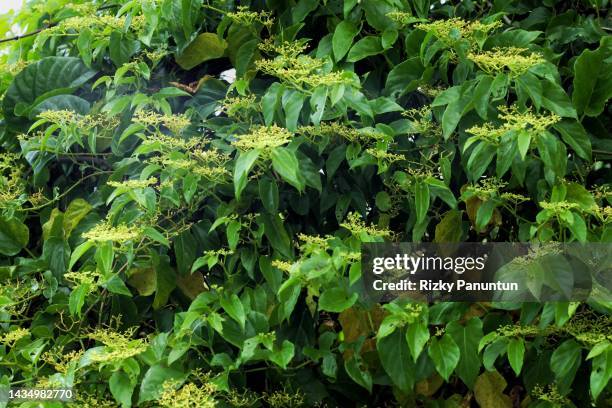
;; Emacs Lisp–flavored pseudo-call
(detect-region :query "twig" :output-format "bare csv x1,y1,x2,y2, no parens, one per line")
0,3,120,44
0,26,54,44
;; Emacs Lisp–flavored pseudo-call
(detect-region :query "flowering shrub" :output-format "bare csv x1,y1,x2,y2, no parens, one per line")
0,0,610,406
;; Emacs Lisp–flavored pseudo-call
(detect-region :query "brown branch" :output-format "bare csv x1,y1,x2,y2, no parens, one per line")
0,4,119,44
0,26,54,44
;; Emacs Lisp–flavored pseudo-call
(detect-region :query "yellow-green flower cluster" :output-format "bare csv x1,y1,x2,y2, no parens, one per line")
0,153,24,207
133,110,191,134
82,222,142,243
0,328,29,345
263,389,305,408
0,60,30,76
37,109,77,125
365,148,404,163
141,134,201,152
532,385,571,406
221,95,258,120
466,105,560,145
386,11,416,27
227,6,274,27
497,105,560,132
406,167,435,181
41,348,84,374
539,200,581,213
64,271,102,288
150,148,231,182
159,380,217,408
415,18,502,48
46,14,145,36
500,192,529,203
299,122,360,142
232,125,293,153
595,206,612,223
107,177,157,189
297,233,332,254
340,212,391,237
256,40,350,89
509,243,563,267
464,178,507,200
37,110,119,135
271,260,293,273
468,47,544,77
87,327,148,363
402,106,442,137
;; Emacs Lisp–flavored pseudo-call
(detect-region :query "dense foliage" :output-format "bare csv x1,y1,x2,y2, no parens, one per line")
0,0,611,406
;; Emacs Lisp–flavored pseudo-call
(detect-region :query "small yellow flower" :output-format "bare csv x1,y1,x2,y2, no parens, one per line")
107,177,157,189
340,212,391,237
87,327,148,364
227,6,274,27
133,110,191,134
231,125,293,153
0,328,29,345
256,39,351,89
82,222,142,243
416,18,501,49
159,380,217,408
468,47,544,77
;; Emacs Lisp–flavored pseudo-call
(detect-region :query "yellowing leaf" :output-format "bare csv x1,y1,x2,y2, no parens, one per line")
176,33,227,70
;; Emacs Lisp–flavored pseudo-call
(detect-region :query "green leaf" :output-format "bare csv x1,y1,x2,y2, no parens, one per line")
234,150,260,200
226,220,241,251
550,339,582,393
262,83,284,125
347,36,382,62
109,31,141,67
143,226,170,247
541,79,577,118
259,178,279,214
406,321,430,362
69,284,89,317
259,213,293,259
428,334,460,381
175,33,227,70
473,75,493,119
414,182,430,224
447,318,483,388
345,356,372,393
434,210,464,243
384,57,425,95
110,371,134,408
318,288,358,313
220,293,246,331
475,200,496,232
332,20,359,61
554,119,591,161
572,38,612,117
271,147,304,192
517,130,531,160
269,340,295,369
507,338,525,376
590,347,612,400
378,328,415,392
310,86,328,125
63,199,92,237
0,216,29,256
68,241,94,270
138,364,186,403
152,255,176,309
4,57,96,118
282,90,305,131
